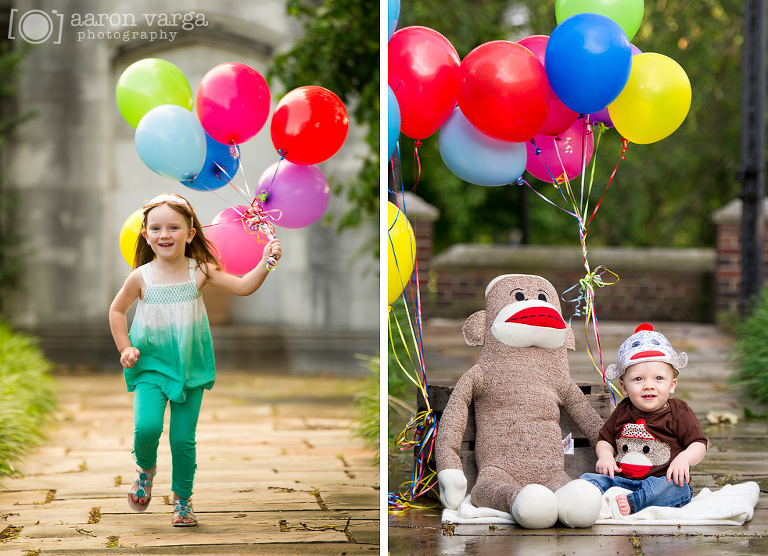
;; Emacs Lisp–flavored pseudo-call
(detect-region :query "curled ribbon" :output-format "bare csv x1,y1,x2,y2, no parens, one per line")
241,201,281,271
562,265,620,325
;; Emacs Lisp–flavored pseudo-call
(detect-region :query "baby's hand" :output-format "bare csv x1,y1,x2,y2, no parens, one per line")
120,347,140,368
595,456,622,478
264,239,282,262
666,454,691,486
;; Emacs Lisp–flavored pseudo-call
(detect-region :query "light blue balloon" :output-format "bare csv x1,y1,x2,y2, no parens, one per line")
438,107,527,186
388,0,400,41
388,86,401,160
135,104,206,180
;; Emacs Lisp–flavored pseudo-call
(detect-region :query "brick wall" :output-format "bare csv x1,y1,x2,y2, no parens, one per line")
397,194,764,324
430,244,715,322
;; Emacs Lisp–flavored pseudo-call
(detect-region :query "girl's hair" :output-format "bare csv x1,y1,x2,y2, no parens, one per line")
133,193,222,273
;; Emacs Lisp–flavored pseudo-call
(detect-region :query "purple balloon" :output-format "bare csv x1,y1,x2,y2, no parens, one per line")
256,161,330,229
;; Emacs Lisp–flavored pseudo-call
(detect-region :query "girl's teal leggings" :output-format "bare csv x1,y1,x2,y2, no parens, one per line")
132,382,203,499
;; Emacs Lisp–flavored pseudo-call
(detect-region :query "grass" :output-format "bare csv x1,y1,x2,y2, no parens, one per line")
352,353,380,465
731,288,768,406
0,321,56,480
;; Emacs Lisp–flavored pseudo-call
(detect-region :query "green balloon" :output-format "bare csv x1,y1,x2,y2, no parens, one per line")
555,0,644,41
115,58,193,128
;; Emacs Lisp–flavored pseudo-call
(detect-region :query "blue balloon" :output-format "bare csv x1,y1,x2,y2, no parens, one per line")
438,107,527,186
388,0,400,41
135,104,206,180
181,132,240,191
545,13,632,115
388,86,401,161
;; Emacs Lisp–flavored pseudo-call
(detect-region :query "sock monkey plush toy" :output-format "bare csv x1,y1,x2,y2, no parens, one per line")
436,274,604,528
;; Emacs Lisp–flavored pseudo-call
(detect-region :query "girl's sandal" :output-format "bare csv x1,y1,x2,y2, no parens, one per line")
172,498,198,527
127,467,156,512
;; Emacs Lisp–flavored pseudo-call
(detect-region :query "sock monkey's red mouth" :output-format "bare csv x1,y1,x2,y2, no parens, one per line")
505,307,566,329
630,350,667,360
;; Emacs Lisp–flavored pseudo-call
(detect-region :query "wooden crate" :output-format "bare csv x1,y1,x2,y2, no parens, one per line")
418,380,613,495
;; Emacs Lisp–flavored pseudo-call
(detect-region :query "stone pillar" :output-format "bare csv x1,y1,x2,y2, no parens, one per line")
712,198,768,322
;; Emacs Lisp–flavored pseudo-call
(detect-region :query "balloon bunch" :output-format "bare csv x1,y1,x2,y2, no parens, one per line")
115,58,348,273
387,0,694,507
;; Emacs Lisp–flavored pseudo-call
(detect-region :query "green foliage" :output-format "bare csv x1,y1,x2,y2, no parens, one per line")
0,321,56,479
396,0,744,252
269,0,379,236
352,354,380,465
731,289,768,405
0,42,34,312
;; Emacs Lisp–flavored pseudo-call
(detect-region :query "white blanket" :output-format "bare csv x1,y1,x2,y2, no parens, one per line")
442,482,760,526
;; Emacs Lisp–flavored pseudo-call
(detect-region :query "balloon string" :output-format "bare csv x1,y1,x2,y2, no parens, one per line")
195,175,242,212
233,143,252,199
413,140,422,188
387,159,437,510
212,151,251,203
532,124,629,407
587,138,629,227
583,122,608,219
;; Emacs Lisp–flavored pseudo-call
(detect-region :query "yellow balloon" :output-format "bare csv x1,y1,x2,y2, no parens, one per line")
608,53,691,145
119,208,143,267
387,202,416,306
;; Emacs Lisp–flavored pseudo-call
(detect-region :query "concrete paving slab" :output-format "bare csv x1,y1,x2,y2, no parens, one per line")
1,371,379,554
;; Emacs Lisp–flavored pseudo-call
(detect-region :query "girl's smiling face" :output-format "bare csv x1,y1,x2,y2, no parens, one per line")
142,203,195,261
619,360,678,413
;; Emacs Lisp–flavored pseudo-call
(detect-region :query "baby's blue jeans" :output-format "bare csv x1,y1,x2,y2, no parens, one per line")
133,382,203,499
580,472,693,514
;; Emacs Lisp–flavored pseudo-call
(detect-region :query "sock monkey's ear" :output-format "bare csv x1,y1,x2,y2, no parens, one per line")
462,310,486,347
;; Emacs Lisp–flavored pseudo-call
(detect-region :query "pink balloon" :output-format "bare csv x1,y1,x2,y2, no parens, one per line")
525,119,594,183
205,206,269,275
517,35,578,136
256,161,330,229
196,63,270,145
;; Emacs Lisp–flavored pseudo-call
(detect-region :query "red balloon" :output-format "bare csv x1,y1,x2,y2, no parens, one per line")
457,40,550,142
517,35,579,136
196,62,270,145
388,26,460,140
270,86,349,165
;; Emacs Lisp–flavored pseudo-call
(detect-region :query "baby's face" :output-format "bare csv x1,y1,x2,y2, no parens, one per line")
619,361,677,413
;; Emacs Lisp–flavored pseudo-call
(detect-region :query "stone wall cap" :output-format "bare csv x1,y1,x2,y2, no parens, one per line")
712,198,768,224
395,192,440,221
433,244,715,273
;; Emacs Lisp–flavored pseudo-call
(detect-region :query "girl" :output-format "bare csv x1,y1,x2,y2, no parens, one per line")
109,193,281,527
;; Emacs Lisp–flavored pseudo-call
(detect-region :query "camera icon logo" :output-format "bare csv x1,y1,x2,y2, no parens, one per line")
8,9,64,44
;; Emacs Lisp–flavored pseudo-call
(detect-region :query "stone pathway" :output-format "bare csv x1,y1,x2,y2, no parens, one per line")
389,319,768,555
1,371,380,555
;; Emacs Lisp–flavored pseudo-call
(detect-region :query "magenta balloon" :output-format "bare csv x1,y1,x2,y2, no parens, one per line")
196,63,271,145
256,161,330,229
205,206,269,275
525,119,594,183
517,35,578,136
